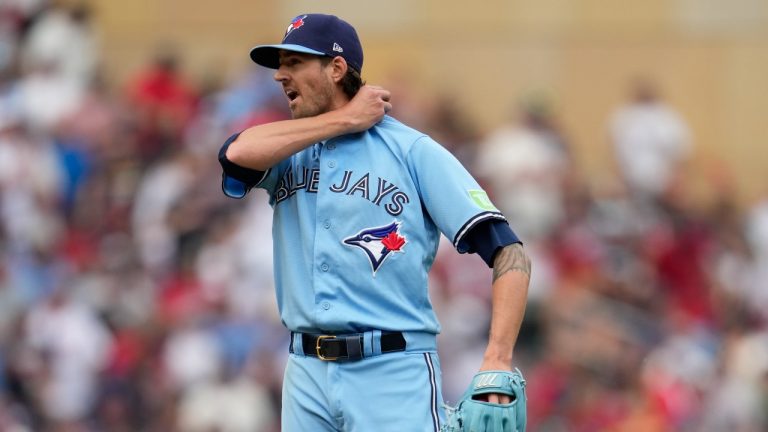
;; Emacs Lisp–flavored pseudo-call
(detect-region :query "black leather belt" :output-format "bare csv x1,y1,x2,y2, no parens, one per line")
290,331,406,361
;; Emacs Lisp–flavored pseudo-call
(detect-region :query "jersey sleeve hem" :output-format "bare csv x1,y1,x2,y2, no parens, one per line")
453,211,507,251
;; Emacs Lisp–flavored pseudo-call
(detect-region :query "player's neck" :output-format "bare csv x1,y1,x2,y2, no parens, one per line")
328,89,351,112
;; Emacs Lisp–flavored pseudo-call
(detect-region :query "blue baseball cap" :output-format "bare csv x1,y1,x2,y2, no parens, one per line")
250,14,364,73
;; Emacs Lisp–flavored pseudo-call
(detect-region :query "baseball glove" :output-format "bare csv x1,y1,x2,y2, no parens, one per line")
442,369,527,432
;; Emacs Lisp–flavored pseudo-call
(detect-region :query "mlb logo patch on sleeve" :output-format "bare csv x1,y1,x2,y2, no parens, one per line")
468,190,498,211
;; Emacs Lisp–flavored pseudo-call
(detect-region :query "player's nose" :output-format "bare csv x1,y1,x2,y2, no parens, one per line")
273,67,288,82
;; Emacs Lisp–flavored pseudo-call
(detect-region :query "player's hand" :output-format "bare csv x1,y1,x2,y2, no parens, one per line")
341,85,391,133
475,392,513,405
477,357,513,404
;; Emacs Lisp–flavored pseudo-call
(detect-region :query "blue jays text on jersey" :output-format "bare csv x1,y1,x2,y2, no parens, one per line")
223,115,506,335
273,166,410,216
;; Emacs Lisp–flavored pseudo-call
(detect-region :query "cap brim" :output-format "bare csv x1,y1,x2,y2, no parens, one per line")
249,44,326,68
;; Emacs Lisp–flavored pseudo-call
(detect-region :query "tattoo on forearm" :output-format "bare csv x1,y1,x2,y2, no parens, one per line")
493,244,532,282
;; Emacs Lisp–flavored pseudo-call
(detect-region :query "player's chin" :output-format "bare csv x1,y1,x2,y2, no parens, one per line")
290,105,319,120
289,106,304,119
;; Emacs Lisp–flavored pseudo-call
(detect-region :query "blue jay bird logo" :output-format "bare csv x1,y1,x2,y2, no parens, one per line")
285,15,307,37
343,221,407,275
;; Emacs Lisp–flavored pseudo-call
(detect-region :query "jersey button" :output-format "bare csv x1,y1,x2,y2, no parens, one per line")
321,263,330,272
327,143,336,150
321,301,331,310
323,220,331,229
327,160,336,168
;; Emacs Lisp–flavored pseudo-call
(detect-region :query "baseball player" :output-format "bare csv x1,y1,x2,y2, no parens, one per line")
218,13,530,431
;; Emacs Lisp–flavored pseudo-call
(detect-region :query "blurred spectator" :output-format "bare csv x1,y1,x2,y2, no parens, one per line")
17,58,84,133
699,323,768,431
212,68,287,132
125,49,199,162
651,187,717,322
21,2,97,88
194,201,277,320
0,113,65,255
161,314,222,391
640,309,718,429
176,363,276,432
52,75,127,216
131,150,201,275
0,0,48,76
609,78,692,200
91,378,143,432
742,196,768,322
24,279,113,423
423,93,480,168
475,95,572,242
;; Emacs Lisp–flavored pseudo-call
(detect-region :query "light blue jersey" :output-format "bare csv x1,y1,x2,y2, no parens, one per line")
237,115,505,334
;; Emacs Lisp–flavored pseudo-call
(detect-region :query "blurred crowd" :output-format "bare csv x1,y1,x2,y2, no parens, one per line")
1,2,768,432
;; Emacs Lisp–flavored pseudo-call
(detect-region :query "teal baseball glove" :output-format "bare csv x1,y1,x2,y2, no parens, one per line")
442,369,527,432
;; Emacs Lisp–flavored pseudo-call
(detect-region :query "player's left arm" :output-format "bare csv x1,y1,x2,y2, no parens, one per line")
404,136,530,404
478,243,530,404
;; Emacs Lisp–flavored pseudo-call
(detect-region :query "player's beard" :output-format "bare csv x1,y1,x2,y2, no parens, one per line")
290,75,335,119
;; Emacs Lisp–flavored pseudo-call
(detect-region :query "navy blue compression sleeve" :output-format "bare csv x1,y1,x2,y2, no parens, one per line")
218,132,266,198
460,219,522,268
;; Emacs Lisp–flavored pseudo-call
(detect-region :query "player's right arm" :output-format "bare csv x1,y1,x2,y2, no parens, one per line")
225,85,391,171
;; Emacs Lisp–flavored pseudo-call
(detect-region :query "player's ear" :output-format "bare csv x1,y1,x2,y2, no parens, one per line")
329,56,348,84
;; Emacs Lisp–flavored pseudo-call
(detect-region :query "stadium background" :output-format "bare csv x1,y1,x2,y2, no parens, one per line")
95,0,768,204
1,0,767,431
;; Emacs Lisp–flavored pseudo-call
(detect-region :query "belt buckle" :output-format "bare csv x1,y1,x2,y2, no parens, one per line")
315,335,339,361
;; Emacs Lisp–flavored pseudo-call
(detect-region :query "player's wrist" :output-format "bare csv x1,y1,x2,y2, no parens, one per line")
325,106,359,135
480,346,514,370
479,356,513,371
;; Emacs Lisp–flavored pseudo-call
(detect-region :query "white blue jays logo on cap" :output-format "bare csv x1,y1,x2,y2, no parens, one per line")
343,221,407,276
285,15,307,37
